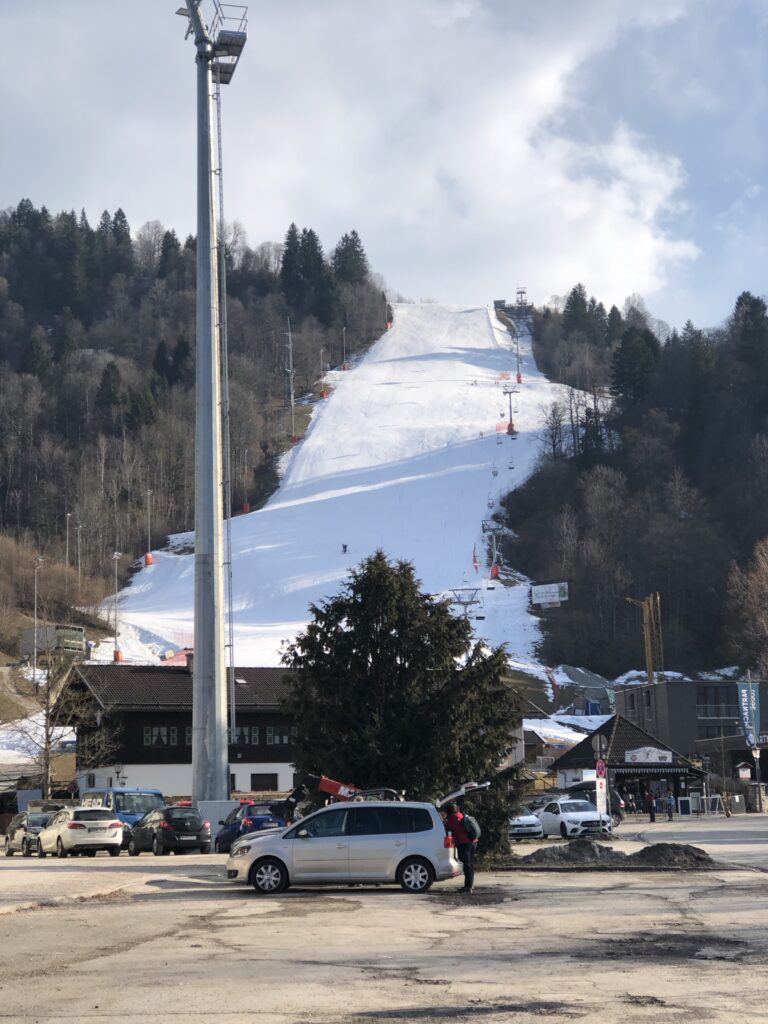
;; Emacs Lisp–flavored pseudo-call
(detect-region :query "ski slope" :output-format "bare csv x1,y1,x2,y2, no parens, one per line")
114,304,564,671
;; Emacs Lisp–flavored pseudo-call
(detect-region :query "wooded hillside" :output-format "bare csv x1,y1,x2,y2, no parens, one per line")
0,199,388,654
502,286,768,677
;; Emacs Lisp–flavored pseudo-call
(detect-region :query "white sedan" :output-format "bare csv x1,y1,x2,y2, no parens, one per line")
534,799,612,839
508,810,544,841
37,807,124,858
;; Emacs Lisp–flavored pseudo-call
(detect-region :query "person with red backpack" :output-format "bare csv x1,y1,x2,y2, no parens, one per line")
443,802,480,893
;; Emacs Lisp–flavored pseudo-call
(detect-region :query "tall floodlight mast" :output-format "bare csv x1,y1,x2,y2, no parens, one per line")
179,1,247,802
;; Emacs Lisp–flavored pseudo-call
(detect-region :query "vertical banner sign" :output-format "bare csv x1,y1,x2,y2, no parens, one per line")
595,777,608,816
737,681,761,744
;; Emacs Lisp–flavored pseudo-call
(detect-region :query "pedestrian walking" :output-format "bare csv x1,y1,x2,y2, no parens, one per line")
666,791,674,821
644,789,656,823
443,802,478,893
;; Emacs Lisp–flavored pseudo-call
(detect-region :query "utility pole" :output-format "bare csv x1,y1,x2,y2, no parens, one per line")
76,524,82,597
286,318,297,442
33,556,43,681
64,511,71,603
180,0,247,802
112,551,122,662
502,385,518,435
145,489,154,566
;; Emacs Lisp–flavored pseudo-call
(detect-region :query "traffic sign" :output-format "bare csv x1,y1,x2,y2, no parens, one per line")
596,759,606,779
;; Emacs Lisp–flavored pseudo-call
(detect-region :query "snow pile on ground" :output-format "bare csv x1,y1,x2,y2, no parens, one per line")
511,839,715,870
107,303,569,670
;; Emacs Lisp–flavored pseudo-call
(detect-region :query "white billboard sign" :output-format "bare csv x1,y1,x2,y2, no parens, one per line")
624,746,672,764
531,582,569,605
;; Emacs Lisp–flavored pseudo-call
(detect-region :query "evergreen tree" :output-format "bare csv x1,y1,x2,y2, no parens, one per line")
606,305,624,347
153,340,172,383
96,361,122,410
158,230,181,280
111,208,134,276
610,325,660,405
562,283,589,337
282,551,519,832
331,230,369,284
279,222,302,307
170,334,192,387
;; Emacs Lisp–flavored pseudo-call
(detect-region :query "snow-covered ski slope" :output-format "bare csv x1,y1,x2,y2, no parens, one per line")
117,304,563,670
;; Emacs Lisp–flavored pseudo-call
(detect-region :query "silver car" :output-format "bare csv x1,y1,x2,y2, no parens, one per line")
226,800,461,894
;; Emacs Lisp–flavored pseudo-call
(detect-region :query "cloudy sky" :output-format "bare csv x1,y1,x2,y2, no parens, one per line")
1,1,765,329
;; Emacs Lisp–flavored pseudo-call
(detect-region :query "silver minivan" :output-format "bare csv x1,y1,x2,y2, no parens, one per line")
226,800,461,894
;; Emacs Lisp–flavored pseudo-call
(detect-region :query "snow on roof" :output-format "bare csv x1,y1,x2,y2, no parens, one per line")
550,714,612,732
523,718,585,744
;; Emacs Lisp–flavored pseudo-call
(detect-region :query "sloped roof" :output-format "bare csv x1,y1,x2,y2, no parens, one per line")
551,714,699,772
73,665,291,711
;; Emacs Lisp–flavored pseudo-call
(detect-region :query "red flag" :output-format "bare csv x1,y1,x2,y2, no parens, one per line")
472,545,479,573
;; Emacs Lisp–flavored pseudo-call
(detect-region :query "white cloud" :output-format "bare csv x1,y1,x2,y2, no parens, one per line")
0,0,715,324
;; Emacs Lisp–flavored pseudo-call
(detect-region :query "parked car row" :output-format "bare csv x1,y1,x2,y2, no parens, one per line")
509,793,614,841
4,810,55,856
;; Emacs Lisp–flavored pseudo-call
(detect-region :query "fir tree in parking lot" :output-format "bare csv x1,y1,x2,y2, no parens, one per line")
282,551,520,852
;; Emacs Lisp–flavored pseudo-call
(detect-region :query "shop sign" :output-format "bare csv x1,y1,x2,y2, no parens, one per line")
624,746,672,764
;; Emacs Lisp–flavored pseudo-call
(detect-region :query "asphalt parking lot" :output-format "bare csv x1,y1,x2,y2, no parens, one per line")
1,821,767,1023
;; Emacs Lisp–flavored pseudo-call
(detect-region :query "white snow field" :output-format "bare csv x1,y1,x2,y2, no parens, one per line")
112,303,565,670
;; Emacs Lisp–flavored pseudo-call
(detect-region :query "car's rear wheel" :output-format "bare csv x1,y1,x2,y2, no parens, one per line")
611,813,621,828
250,857,288,894
397,857,434,893
128,839,140,857
37,842,46,859
560,823,569,839
214,838,222,853
108,846,120,857
56,838,68,858
152,837,168,857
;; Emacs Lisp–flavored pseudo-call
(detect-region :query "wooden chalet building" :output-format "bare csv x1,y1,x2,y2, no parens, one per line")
551,714,706,805
69,660,298,797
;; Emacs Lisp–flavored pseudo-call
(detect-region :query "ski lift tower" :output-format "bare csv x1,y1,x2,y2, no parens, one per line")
178,1,247,803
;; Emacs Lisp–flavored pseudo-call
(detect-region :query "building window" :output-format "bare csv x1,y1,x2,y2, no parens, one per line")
251,726,259,745
86,773,96,789
250,773,278,791
266,726,290,746
628,693,636,712
644,690,652,709
170,726,177,746
185,726,192,746
144,726,170,746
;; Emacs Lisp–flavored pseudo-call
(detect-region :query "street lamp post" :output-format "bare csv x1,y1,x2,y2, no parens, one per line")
64,511,71,604
145,489,154,566
112,551,122,663
33,556,44,681
76,525,82,597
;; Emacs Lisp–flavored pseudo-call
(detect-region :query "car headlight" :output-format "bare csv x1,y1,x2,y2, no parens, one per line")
231,845,251,857
566,819,580,825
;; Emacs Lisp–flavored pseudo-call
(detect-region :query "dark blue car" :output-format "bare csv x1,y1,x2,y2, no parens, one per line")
213,802,285,853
